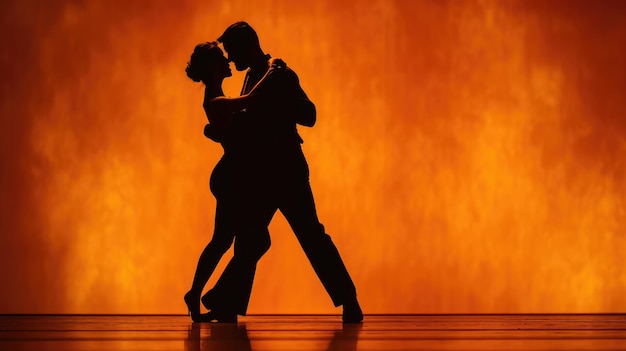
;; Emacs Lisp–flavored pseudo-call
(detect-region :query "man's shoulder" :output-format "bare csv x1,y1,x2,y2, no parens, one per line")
279,65,299,84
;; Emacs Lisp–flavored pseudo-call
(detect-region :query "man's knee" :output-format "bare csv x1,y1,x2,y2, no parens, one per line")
293,222,332,246
299,233,333,251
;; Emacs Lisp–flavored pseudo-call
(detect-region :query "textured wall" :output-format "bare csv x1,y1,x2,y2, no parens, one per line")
1,0,625,314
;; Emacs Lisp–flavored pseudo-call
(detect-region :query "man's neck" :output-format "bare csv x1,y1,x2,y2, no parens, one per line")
242,53,271,95
249,52,271,74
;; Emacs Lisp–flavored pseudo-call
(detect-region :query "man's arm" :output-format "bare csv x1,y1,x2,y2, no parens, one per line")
281,69,316,127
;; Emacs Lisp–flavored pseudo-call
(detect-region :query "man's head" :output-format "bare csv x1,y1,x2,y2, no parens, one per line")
218,21,261,71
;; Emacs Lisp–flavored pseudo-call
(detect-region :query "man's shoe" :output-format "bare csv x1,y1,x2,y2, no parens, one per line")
342,300,363,323
207,310,238,323
201,291,213,311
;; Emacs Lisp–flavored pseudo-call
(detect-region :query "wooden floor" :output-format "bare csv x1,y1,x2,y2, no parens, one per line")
0,314,625,350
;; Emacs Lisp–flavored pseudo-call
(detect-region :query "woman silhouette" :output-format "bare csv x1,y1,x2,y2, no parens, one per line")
184,41,283,322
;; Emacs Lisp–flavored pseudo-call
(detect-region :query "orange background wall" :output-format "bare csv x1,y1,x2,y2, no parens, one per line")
1,0,625,314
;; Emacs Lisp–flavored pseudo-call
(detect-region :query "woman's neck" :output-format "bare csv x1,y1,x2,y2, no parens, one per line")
204,82,224,100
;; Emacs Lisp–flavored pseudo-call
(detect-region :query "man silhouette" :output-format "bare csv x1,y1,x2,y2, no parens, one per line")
201,22,363,323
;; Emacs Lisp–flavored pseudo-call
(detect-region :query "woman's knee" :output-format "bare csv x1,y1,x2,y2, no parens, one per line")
207,235,234,254
234,233,271,259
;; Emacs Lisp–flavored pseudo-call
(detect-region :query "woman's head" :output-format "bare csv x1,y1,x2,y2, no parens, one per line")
185,41,232,84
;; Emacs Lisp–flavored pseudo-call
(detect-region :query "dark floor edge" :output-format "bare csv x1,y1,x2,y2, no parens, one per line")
1,313,625,317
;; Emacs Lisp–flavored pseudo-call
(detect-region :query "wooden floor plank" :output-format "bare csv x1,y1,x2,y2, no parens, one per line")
0,315,624,351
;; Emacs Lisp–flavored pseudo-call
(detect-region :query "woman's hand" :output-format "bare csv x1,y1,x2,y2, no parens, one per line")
204,123,223,142
269,57,286,71
242,58,288,101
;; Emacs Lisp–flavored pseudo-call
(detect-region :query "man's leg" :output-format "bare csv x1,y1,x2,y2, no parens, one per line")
201,226,271,317
280,180,358,306
277,153,362,322
202,195,277,318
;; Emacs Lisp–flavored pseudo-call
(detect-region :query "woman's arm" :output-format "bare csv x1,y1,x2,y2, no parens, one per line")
205,58,286,118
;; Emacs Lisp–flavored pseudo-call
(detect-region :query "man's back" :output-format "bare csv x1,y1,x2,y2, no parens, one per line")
235,61,315,161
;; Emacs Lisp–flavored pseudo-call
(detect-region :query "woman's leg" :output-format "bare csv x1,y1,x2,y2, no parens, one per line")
184,198,236,320
185,157,235,321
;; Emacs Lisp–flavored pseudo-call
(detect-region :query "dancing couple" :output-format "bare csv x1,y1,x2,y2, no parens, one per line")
184,22,363,323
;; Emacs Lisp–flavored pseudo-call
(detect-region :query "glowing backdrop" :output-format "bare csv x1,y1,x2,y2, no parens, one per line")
1,0,625,314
